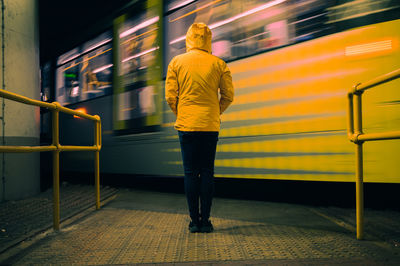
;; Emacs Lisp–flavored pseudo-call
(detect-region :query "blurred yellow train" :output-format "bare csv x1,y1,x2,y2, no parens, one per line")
213,19,400,182
54,0,400,183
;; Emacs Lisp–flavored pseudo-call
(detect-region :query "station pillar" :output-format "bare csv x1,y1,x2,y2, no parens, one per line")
0,0,40,201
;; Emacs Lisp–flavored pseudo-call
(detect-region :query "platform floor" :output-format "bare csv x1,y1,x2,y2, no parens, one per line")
1,187,400,265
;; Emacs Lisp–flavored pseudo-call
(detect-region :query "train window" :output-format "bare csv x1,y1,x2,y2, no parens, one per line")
55,31,113,106
165,0,294,66
117,13,159,87
165,0,400,67
113,1,163,134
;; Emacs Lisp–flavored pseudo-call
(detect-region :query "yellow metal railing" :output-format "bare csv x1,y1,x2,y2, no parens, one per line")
0,89,102,230
347,68,400,240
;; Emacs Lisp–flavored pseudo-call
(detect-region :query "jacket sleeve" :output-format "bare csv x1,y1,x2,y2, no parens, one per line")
165,59,179,116
219,61,234,114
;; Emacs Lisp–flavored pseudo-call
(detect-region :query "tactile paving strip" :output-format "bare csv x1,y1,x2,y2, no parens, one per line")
0,184,117,253
7,207,400,265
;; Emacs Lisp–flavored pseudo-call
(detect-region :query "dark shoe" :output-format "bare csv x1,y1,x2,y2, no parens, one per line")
200,219,213,233
189,221,200,233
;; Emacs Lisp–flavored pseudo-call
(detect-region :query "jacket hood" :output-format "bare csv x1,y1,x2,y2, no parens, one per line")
186,23,212,53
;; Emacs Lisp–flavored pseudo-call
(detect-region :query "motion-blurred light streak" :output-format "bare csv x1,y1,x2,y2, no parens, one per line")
345,40,392,56
119,16,159,38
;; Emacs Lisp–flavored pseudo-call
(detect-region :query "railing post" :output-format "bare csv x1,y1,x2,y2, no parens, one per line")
355,141,364,239
347,92,354,140
94,116,101,210
354,92,364,240
348,69,400,240
52,103,60,230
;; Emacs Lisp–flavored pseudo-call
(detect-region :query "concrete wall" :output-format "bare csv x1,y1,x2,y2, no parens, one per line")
0,0,40,201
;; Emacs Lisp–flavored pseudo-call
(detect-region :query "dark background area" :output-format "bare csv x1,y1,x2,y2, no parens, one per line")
38,0,136,64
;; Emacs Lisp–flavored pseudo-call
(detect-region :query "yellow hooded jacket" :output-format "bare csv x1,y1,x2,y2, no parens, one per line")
165,23,234,132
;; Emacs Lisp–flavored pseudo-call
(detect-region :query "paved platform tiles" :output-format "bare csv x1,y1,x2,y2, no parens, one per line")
0,184,118,254
1,189,400,265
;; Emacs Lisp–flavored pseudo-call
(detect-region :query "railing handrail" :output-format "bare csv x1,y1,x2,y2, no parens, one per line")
351,68,400,94
0,89,100,121
0,88,102,230
347,69,400,144
347,68,400,240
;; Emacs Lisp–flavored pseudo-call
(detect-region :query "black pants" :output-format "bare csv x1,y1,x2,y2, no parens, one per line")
178,131,219,222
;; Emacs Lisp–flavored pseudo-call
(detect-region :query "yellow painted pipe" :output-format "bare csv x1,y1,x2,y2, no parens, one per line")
354,93,364,240
356,143,364,240
94,117,99,147
347,92,354,140
0,145,101,153
95,116,102,149
0,89,56,109
0,89,101,122
97,117,102,150
358,131,400,142
0,145,57,152
59,145,99,151
94,119,101,210
58,105,100,121
354,94,363,137
354,68,400,93
52,109,60,231
53,150,60,231
95,151,100,210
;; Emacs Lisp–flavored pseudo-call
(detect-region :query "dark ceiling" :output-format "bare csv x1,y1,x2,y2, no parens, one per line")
39,0,134,64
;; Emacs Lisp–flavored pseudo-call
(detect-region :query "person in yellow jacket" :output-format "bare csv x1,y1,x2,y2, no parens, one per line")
165,23,234,233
